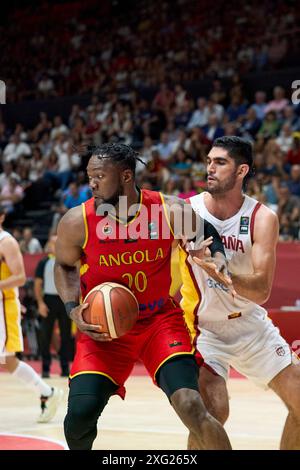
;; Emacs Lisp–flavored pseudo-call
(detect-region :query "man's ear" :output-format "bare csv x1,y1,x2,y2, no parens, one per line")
238,164,249,178
123,169,134,183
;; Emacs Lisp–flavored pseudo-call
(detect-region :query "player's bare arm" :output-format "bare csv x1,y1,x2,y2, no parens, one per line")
34,277,49,317
0,237,26,289
230,205,279,304
163,195,234,292
54,206,111,341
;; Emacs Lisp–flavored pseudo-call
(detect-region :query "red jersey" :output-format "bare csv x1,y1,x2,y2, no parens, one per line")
80,189,174,317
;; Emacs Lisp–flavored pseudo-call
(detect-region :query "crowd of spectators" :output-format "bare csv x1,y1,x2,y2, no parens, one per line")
1,0,299,102
1,76,300,240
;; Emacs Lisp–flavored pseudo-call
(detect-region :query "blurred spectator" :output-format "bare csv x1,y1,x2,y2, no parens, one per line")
286,137,300,166
31,112,52,142
28,147,45,182
136,136,153,177
37,73,56,98
0,162,19,191
156,131,175,164
287,165,300,197
203,114,224,142
153,82,174,113
258,111,280,139
144,149,169,189
0,175,24,213
170,148,192,178
162,178,179,197
63,181,90,209
282,106,300,132
279,214,295,241
50,116,69,140
187,98,209,130
226,95,247,122
264,86,289,115
276,185,300,239
174,100,193,128
210,79,226,106
3,134,31,163
178,177,197,200
251,91,267,121
276,124,293,153
174,84,189,109
240,108,261,140
19,227,43,254
206,97,224,122
11,226,22,243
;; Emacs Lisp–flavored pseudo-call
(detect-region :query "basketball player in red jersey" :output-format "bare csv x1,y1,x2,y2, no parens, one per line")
54,143,232,450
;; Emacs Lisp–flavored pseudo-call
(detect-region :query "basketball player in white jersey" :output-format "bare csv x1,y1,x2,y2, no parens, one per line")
180,137,300,449
0,206,63,423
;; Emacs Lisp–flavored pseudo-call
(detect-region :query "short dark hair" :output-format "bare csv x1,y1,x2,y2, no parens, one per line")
85,143,144,175
0,205,6,215
213,136,254,181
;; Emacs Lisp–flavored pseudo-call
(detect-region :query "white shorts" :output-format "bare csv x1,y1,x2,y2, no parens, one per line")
197,314,293,388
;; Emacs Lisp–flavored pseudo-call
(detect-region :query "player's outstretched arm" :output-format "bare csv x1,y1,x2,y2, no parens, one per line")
230,206,279,304
163,195,234,293
54,207,110,341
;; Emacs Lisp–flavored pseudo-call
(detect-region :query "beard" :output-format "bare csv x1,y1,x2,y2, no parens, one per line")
207,173,237,195
94,180,125,212
102,187,124,207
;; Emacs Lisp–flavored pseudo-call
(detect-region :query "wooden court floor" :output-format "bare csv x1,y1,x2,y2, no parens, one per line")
0,372,286,450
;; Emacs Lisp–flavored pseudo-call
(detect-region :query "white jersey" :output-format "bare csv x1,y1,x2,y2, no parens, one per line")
0,230,11,242
180,192,267,325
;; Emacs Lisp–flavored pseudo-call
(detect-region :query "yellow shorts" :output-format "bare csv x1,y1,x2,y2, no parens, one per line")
0,297,23,357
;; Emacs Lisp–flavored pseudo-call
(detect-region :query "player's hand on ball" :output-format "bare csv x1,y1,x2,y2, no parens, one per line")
192,253,237,297
69,304,112,341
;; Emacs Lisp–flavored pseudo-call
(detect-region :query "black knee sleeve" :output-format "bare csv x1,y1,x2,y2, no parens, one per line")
156,355,199,399
64,374,118,450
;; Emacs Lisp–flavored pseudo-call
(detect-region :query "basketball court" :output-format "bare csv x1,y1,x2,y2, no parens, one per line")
0,363,286,450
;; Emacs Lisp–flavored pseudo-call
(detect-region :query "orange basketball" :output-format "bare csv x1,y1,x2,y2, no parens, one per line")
82,282,139,338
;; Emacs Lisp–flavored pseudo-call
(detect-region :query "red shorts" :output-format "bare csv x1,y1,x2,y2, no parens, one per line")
70,299,194,398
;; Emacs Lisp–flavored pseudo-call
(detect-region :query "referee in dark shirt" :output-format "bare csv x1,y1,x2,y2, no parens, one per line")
34,235,72,377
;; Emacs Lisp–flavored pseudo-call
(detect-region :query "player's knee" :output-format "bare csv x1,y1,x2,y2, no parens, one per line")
171,389,208,422
2,355,18,373
287,393,300,418
64,395,103,441
209,399,229,425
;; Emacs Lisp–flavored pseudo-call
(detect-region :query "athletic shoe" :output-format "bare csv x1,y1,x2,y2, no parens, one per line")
37,387,64,423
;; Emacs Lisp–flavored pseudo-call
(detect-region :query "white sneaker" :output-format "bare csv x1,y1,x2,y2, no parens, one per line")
37,387,64,423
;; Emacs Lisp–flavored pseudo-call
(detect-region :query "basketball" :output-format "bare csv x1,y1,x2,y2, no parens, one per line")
82,282,139,338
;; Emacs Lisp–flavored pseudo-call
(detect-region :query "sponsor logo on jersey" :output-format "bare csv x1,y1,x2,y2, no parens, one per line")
275,345,286,356
139,297,165,312
239,216,249,234
169,340,182,348
228,312,242,319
